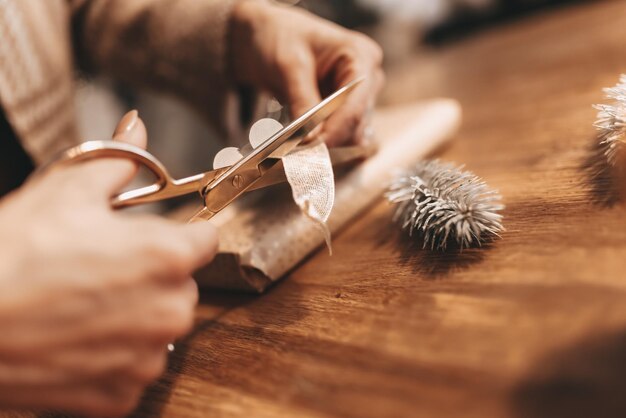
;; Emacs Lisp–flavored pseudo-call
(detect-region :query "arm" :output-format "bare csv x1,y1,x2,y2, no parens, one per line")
70,0,239,133
70,0,385,146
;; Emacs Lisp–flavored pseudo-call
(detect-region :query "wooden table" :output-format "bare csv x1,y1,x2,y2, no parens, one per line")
139,1,626,417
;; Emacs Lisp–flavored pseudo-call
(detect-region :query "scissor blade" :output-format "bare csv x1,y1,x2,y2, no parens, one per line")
268,77,365,160
291,77,364,138
245,144,375,191
201,78,364,215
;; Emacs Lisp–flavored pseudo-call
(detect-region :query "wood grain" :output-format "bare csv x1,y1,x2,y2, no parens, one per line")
123,2,626,417
133,2,626,417
8,1,626,417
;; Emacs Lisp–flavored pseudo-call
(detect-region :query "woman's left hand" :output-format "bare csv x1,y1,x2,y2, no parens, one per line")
230,1,385,147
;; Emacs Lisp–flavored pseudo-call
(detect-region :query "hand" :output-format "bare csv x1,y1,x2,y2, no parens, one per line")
0,111,218,417
230,1,385,146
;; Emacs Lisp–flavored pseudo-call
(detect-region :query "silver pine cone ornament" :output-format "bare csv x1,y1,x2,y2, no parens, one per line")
594,74,626,166
386,160,504,250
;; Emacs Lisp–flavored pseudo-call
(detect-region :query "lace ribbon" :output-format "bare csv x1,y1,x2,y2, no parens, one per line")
282,139,335,253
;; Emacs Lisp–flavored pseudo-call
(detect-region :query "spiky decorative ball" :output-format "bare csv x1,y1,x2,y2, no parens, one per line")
594,75,626,166
386,160,504,251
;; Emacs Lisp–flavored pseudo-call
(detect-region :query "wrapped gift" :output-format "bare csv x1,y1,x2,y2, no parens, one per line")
173,99,461,292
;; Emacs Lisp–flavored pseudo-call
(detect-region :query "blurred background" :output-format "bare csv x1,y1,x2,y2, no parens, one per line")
75,0,584,186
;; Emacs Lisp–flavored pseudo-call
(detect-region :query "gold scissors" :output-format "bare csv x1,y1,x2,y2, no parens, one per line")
50,79,367,222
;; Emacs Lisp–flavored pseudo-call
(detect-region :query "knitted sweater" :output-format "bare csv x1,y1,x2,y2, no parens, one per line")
0,0,238,165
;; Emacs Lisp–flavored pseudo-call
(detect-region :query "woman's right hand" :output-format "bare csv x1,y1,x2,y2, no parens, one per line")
0,111,218,417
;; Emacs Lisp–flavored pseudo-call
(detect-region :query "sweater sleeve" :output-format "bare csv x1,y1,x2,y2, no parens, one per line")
69,0,243,136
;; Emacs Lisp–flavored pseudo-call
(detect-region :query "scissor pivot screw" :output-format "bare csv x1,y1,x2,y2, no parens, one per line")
232,174,245,189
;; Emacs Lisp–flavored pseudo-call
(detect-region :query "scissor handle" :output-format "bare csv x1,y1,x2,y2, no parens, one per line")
52,140,179,207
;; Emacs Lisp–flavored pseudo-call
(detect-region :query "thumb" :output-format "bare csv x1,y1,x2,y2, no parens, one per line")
80,110,149,199
112,109,147,148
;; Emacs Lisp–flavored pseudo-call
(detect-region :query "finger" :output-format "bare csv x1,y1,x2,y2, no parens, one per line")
322,43,385,146
55,274,198,345
124,278,198,342
12,340,162,385
113,109,147,147
76,110,149,199
351,70,385,145
0,380,143,418
168,220,220,272
323,79,372,146
280,50,323,119
123,344,168,384
127,216,219,278
111,213,218,282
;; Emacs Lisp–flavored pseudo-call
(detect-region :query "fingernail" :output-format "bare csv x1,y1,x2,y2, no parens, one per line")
113,110,138,137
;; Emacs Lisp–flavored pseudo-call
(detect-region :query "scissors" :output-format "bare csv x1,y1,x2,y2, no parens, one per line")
50,79,368,222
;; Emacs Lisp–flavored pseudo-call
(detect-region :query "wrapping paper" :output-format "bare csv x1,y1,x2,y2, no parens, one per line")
176,99,462,292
